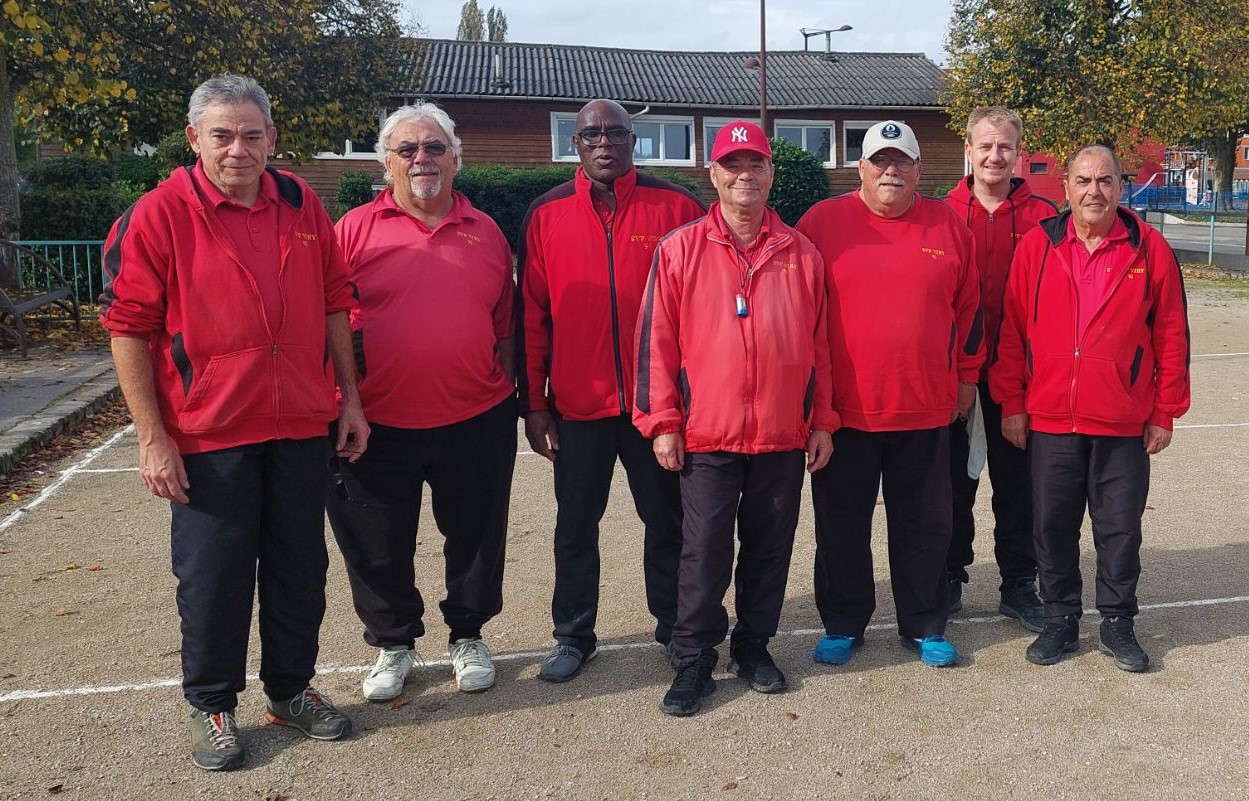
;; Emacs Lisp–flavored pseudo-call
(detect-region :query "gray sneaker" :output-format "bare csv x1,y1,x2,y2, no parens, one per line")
265,687,352,741
190,709,245,771
450,638,496,692
537,644,597,682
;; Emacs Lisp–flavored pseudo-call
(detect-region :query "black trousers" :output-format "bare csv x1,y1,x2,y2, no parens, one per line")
326,397,517,647
670,450,805,666
812,426,951,640
1030,432,1148,618
551,414,683,651
947,383,1037,587
172,437,329,713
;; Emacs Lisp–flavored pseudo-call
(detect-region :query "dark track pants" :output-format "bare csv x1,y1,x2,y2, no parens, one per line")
947,383,1037,587
669,450,805,666
326,397,517,648
172,437,329,713
1030,432,1148,619
812,426,951,640
550,414,683,651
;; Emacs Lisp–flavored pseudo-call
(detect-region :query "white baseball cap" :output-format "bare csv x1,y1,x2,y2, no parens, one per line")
861,120,921,161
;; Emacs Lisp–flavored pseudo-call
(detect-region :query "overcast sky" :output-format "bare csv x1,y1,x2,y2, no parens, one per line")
403,0,955,65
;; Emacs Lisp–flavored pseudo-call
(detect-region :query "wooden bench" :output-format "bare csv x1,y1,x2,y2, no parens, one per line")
0,240,81,359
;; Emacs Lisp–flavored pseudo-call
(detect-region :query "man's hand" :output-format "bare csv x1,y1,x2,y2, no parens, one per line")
653,432,685,472
335,393,370,462
1002,413,1029,449
1144,424,1172,455
806,430,833,472
955,382,977,420
139,435,190,503
524,410,559,462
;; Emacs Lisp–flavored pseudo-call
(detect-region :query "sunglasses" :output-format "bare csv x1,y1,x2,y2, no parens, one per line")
866,153,918,173
575,127,632,146
387,141,449,160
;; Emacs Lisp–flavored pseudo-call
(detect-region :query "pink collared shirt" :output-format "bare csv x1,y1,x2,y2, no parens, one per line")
1066,215,1129,337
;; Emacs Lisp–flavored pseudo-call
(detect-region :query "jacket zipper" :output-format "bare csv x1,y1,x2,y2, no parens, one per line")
603,220,627,415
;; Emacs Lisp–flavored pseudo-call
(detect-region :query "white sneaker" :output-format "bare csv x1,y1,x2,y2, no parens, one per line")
362,646,419,701
450,638,496,693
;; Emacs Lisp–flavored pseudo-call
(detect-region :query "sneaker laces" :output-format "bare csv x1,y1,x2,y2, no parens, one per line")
204,711,239,749
370,648,418,679
291,688,339,721
670,663,704,693
452,639,491,672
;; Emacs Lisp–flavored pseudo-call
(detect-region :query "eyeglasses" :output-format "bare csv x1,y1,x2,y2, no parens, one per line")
866,153,918,173
387,141,448,160
575,127,632,146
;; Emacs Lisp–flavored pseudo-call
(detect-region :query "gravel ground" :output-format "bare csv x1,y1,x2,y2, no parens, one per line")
1,280,1246,801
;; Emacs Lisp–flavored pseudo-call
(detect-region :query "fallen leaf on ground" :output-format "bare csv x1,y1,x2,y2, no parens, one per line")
32,575,47,582
1,672,16,679
47,785,64,795
783,711,798,720
63,564,79,571
362,724,379,731
389,698,409,710
87,564,103,571
264,792,286,801
723,782,738,791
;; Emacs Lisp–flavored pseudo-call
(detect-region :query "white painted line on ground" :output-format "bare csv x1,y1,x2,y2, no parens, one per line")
1175,422,1249,430
77,467,139,474
1192,352,1249,358
5,593,1248,704
0,424,134,534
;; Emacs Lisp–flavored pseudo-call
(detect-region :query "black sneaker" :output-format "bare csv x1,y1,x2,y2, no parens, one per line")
947,575,963,614
190,709,245,771
728,639,788,693
1099,616,1150,672
1025,614,1080,665
1000,579,1045,633
661,650,717,716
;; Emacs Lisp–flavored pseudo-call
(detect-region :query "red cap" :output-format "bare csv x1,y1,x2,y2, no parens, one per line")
710,121,772,162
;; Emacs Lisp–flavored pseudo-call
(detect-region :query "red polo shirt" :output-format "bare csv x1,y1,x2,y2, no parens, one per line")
191,162,284,331
335,190,515,428
1066,216,1129,336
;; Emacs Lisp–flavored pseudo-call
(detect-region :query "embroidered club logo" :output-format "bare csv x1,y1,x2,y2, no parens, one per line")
882,123,901,140
731,126,749,143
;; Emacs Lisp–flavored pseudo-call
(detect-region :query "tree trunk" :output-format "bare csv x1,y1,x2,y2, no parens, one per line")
1210,129,1237,213
0,39,21,287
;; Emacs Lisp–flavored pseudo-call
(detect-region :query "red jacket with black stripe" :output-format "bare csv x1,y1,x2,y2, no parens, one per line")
632,204,836,454
517,167,705,421
944,176,1056,380
99,165,354,453
990,207,1191,436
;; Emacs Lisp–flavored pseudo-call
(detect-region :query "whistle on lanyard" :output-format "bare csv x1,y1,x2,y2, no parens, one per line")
735,293,748,318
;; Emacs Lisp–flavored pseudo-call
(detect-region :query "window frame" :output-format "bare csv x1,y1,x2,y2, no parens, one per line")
773,119,837,168
702,117,761,165
551,112,697,166
842,119,884,167
315,108,385,161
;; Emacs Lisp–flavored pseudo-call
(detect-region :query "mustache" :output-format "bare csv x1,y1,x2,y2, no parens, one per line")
409,167,440,177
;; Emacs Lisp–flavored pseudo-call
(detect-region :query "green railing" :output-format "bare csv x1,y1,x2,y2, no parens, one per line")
14,240,106,309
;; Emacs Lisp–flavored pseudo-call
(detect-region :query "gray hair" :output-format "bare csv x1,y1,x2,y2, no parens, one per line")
1064,144,1124,177
187,75,274,129
377,103,464,169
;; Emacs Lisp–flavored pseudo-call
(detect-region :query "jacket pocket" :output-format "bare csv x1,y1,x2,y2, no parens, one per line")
276,344,338,422
1074,353,1145,425
176,346,273,434
677,367,691,418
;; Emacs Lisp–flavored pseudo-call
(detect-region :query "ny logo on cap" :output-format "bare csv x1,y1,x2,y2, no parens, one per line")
882,123,902,140
731,126,749,143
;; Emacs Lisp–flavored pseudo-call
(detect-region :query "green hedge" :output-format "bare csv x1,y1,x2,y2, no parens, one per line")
767,138,830,226
455,164,578,250
21,156,128,241
335,171,376,219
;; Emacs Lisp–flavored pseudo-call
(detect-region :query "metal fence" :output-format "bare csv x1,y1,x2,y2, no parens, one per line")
14,240,107,309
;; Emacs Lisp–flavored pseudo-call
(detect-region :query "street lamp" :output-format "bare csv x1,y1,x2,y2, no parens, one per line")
801,25,854,53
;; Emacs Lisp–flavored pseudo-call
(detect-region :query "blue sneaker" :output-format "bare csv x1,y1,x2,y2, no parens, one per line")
812,635,863,665
903,635,959,667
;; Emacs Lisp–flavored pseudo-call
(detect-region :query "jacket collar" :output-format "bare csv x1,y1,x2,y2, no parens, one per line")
575,165,638,208
1041,206,1143,249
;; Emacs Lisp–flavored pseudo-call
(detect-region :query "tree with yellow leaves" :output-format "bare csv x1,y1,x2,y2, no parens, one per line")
1,0,408,243
943,0,1249,207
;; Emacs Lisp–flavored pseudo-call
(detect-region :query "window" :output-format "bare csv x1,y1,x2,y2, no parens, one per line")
1029,162,1048,175
774,120,835,167
842,120,884,165
551,112,695,165
316,111,383,160
703,117,761,164
1243,146,1249,162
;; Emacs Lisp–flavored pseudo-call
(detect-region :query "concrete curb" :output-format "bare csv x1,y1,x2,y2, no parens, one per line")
0,368,120,477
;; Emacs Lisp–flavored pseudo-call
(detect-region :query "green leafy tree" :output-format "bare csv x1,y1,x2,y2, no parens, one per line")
486,6,507,42
943,0,1249,208
0,0,407,254
457,0,484,40
768,138,829,226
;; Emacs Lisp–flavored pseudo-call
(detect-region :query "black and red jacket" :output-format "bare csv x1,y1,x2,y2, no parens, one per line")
517,167,705,421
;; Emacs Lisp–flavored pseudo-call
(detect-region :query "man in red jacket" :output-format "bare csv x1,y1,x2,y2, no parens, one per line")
100,75,366,771
942,107,1056,630
797,120,983,669
992,144,1190,672
635,122,834,716
519,99,705,682
327,104,517,702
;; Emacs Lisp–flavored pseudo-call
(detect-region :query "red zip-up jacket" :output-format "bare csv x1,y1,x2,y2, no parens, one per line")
633,204,836,453
518,167,705,421
797,192,984,432
944,176,1056,380
99,165,355,454
990,208,1190,435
